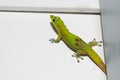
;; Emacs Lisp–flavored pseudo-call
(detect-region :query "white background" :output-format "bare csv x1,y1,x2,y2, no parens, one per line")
0,12,106,80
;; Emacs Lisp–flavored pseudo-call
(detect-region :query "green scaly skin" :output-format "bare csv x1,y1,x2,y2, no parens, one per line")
49,15,107,74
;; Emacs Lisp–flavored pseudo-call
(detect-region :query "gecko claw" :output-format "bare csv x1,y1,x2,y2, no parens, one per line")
77,60,80,63
98,44,102,47
72,55,75,57
80,57,84,60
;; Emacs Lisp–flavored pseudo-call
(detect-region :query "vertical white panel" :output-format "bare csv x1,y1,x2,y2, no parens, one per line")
100,0,120,79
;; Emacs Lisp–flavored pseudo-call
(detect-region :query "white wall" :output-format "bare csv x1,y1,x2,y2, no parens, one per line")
0,12,106,80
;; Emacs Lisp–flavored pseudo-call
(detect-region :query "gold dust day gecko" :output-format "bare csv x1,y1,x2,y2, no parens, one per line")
49,15,106,74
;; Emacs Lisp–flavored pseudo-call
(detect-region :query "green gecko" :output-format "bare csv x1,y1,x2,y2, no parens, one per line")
49,15,106,74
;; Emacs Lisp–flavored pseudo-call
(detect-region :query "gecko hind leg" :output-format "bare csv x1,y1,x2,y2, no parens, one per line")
88,38,102,47
72,50,87,63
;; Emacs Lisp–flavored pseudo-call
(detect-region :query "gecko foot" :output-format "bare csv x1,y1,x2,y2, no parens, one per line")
49,38,56,43
88,38,102,47
72,53,84,63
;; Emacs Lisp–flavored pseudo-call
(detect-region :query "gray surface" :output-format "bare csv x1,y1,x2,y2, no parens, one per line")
100,0,120,80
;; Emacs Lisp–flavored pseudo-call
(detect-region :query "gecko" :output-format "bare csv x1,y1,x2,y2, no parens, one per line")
49,15,106,74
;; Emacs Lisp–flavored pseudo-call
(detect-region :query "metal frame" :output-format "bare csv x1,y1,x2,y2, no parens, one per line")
0,6,100,14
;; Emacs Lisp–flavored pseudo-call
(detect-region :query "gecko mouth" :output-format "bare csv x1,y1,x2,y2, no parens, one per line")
50,22,58,34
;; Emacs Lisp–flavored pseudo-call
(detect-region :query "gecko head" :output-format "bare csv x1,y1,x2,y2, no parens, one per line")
50,15,64,28
50,15,69,34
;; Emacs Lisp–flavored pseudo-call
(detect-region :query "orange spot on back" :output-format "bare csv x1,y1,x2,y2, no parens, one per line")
75,43,79,47
75,38,80,42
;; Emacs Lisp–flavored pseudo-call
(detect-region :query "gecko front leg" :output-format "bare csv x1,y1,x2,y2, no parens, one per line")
49,34,62,43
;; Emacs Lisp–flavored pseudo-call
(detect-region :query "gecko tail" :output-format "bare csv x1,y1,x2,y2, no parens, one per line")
87,49,107,75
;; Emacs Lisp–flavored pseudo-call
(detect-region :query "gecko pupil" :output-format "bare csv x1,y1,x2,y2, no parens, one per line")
53,18,56,22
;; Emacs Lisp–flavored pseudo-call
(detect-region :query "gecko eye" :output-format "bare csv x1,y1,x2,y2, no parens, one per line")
52,18,56,22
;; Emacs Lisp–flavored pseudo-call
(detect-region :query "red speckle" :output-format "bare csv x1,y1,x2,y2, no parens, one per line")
75,38,80,42
75,43,79,47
